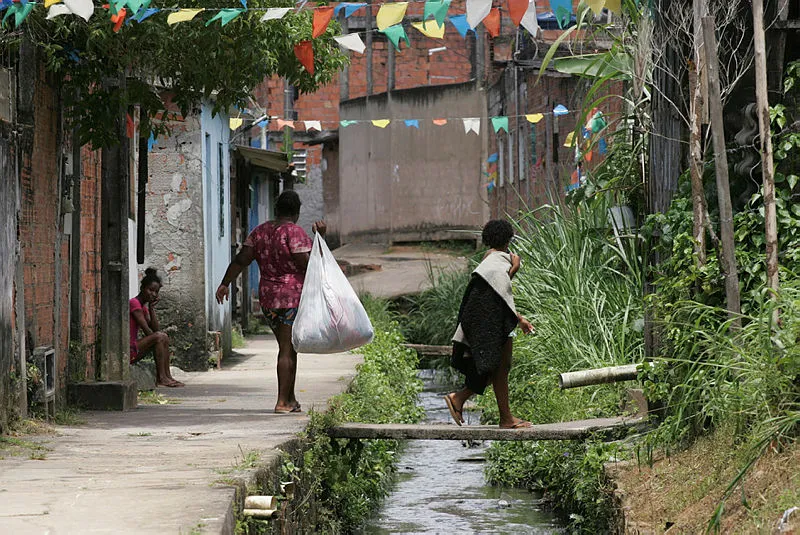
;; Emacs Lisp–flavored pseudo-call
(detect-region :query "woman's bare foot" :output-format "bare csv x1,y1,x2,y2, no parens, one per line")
157,379,184,387
499,417,531,429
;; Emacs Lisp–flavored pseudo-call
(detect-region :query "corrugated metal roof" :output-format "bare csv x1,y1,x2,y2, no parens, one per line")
234,145,290,173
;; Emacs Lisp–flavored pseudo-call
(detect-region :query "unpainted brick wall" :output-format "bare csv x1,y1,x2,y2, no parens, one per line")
78,147,103,380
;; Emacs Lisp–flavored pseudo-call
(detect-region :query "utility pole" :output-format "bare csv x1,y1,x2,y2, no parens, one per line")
752,0,779,297
702,16,741,323
339,10,350,101
366,0,373,96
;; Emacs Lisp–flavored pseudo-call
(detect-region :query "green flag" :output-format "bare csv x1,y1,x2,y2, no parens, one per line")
381,24,410,51
206,8,245,26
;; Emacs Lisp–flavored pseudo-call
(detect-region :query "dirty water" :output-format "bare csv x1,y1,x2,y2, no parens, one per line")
360,370,564,534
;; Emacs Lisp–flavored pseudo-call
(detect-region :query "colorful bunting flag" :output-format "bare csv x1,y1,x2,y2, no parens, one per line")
277,119,295,129
605,0,621,12
586,0,605,14
334,33,366,54
466,0,491,30
260,7,290,21
519,0,539,36
381,23,410,51
598,138,608,154
491,116,508,133
167,8,203,25
305,120,322,131
340,120,357,127
294,40,314,74
4,2,34,27
131,7,158,22
63,0,94,21
334,2,367,17
206,8,244,26
412,20,445,39
229,118,243,130
508,0,528,26
448,14,474,37
44,0,60,8
312,6,334,38
525,113,543,123
111,8,127,32
147,133,157,152
487,152,498,163
549,0,571,29
433,118,447,126
47,4,71,19
563,131,575,147
553,104,568,116
404,119,420,128
423,0,450,26
463,118,480,134
483,8,500,38
376,2,407,30
372,119,391,128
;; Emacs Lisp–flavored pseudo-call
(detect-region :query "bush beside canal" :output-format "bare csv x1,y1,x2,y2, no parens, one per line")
278,295,424,533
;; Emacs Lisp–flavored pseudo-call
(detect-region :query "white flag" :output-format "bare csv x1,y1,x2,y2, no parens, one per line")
519,0,539,36
462,118,480,135
304,121,322,132
47,3,72,19
63,0,94,22
334,33,367,54
466,0,491,30
261,7,291,22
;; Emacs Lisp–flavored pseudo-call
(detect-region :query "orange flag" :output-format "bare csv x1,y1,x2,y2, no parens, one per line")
111,7,126,32
312,6,335,38
294,41,315,75
508,0,528,26
484,8,500,38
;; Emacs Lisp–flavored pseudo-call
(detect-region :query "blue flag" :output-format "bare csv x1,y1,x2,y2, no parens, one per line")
448,14,474,37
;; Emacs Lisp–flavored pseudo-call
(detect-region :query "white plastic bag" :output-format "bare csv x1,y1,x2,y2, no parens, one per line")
292,233,374,353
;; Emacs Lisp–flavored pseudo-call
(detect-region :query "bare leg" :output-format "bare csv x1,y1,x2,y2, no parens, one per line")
136,332,182,387
274,323,298,412
495,338,528,428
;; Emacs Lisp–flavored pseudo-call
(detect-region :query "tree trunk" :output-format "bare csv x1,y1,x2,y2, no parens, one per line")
752,0,779,297
702,17,741,324
689,0,707,269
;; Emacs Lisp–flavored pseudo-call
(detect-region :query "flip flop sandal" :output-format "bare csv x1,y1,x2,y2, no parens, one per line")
291,405,302,413
443,395,463,426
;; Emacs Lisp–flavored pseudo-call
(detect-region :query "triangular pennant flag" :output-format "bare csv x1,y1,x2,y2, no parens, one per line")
206,8,244,26
147,133,156,152
5,2,33,27
372,119,391,128
508,0,528,26
312,6,334,38
412,20,445,39
239,0,246,8
553,104,569,116
432,118,447,126
277,119,295,129
519,0,538,36
334,33,366,54
44,0,61,7
381,24,410,51
125,0,148,17
491,116,508,133
585,149,593,162
111,8,127,32
463,118,480,134
598,138,608,154
260,7,290,21
404,119,419,128
334,2,366,18
47,3,71,18
466,0,491,30
483,8,500,38
305,120,322,132
448,14,474,37
525,113,543,123
586,0,605,13
63,0,94,21
230,118,243,130
605,0,620,12
487,152,498,163
550,0,571,28
294,40,314,75
376,2,407,30
340,120,358,127
167,8,203,25
424,0,451,26
131,6,158,22
563,131,575,147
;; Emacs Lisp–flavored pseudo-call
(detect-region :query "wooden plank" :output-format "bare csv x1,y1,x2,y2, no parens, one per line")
403,344,452,356
328,416,644,441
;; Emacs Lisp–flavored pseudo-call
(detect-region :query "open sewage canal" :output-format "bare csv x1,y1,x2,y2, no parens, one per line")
360,369,564,534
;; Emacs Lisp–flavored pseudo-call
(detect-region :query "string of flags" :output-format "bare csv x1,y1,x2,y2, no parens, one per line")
3,0,623,71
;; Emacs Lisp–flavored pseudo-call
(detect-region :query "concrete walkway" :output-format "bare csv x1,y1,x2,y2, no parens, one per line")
334,243,469,299
0,336,361,534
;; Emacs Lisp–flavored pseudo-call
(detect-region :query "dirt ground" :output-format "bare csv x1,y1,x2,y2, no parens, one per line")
607,431,799,534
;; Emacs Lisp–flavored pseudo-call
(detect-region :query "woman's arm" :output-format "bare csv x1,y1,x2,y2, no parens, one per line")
148,298,160,332
216,245,255,303
131,308,154,336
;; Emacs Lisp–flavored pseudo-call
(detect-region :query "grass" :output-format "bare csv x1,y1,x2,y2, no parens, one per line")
0,419,56,460
231,325,246,349
137,391,180,405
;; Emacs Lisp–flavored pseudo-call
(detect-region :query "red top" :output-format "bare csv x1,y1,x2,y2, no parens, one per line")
129,297,150,361
244,221,312,309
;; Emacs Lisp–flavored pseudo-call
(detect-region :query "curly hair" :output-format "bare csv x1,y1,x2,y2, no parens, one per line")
275,190,302,217
140,267,162,290
481,219,514,250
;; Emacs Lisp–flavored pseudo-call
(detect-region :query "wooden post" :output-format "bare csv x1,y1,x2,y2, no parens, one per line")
689,0,707,269
751,0,779,297
701,17,741,322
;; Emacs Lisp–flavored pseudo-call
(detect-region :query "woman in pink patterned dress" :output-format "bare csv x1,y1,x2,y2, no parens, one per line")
216,190,325,414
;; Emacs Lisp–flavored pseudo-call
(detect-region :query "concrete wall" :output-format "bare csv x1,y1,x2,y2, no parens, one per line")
0,137,17,431
143,110,210,371
295,162,324,235
336,82,488,244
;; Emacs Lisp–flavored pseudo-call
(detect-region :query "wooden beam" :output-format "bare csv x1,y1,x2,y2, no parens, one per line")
328,416,645,441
